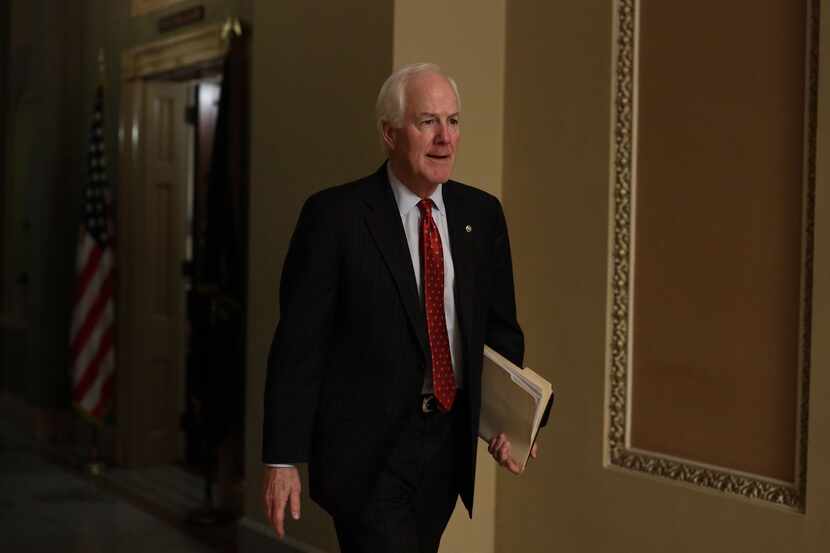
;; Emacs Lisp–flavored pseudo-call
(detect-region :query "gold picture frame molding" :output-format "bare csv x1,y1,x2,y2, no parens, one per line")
605,0,819,511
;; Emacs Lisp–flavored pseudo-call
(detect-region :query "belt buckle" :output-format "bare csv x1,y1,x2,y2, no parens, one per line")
421,394,436,414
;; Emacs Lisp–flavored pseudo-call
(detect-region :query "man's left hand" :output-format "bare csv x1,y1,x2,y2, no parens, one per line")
487,432,539,475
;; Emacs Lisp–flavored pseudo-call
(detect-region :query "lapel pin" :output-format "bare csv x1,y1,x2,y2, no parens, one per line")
465,225,472,233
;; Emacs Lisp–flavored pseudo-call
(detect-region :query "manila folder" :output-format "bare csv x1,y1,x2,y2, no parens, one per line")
478,345,553,472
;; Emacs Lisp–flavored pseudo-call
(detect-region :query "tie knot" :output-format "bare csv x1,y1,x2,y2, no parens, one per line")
418,199,433,217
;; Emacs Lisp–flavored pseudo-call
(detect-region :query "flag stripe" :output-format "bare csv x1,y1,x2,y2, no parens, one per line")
90,371,114,420
71,245,111,341
79,350,114,414
72,236,102,304
70,272,113,363
72,300,113,385
72,321,113,400
75,230,95,272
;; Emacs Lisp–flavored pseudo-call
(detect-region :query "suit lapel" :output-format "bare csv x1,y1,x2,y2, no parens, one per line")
362,166,429,358
442,181,475,368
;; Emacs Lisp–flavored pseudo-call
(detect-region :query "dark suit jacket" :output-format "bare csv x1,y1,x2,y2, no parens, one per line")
262,164,523,518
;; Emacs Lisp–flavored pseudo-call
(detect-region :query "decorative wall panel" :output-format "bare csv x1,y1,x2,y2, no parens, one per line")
607,0,818,510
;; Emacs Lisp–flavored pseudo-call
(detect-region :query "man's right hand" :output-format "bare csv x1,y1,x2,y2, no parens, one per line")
488,432,539,474
262,466,302,539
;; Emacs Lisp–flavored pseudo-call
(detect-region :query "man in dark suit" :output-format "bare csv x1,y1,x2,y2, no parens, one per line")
262,63,536,553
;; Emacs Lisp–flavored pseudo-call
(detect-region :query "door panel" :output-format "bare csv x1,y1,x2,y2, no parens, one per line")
142,81,187,464
119,81,188,466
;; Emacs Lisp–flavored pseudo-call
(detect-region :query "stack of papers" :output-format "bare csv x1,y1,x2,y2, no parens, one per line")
478,345,554,472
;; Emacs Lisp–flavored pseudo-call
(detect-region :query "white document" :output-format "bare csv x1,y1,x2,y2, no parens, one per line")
478,345,553,472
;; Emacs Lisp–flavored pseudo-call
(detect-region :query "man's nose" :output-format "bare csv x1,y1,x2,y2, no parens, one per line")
434,122,450,143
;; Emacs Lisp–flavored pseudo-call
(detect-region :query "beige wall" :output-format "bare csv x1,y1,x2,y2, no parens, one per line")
244,1,393,550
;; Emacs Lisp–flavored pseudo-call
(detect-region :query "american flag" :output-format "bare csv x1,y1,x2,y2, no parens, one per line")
70,85,115,421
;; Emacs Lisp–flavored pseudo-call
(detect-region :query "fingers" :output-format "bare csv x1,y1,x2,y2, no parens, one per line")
266,474,287,539
263,470,275,520
488,433,506,457
273,495,286,539
489,433,514,467
496,439,522,474
498,441,510,464
290,484,301,521
489,433,531,474
263,467,302,540
505,457,523,474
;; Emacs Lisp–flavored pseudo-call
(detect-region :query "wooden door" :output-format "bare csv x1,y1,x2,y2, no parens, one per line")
118,81,189,466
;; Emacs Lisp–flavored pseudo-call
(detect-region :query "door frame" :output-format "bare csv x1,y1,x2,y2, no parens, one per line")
116,24,227,466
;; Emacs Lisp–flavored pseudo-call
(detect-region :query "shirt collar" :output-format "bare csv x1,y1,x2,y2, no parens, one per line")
387,162,446,217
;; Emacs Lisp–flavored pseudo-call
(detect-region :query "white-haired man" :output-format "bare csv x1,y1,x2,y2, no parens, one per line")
262,63,536,553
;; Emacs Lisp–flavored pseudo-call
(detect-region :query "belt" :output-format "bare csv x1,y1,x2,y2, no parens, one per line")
420,392,461,414
421,394,439,414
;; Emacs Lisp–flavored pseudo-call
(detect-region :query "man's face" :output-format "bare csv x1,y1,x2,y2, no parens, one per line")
384,72,460,195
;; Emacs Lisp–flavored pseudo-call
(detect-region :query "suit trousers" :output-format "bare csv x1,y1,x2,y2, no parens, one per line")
333,395,468,553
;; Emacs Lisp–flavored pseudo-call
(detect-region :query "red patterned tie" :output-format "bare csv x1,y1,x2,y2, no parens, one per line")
418,199,456,412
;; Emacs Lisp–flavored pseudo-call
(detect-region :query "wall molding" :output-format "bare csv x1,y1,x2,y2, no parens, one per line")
605,0,820,511
121,22,227,81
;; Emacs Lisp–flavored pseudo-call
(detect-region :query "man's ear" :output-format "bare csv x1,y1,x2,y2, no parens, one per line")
381,122,397,152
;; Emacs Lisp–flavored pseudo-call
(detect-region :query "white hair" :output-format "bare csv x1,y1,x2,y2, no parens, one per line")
375,63,461,150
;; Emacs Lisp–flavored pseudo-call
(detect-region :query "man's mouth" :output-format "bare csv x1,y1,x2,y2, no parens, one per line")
426,154,451,160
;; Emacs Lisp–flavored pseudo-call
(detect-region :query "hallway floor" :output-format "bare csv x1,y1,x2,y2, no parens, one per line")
0,428,231,553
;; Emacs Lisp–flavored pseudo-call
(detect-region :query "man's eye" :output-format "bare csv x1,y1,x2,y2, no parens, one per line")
449,118,459,126
421,118,435,126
